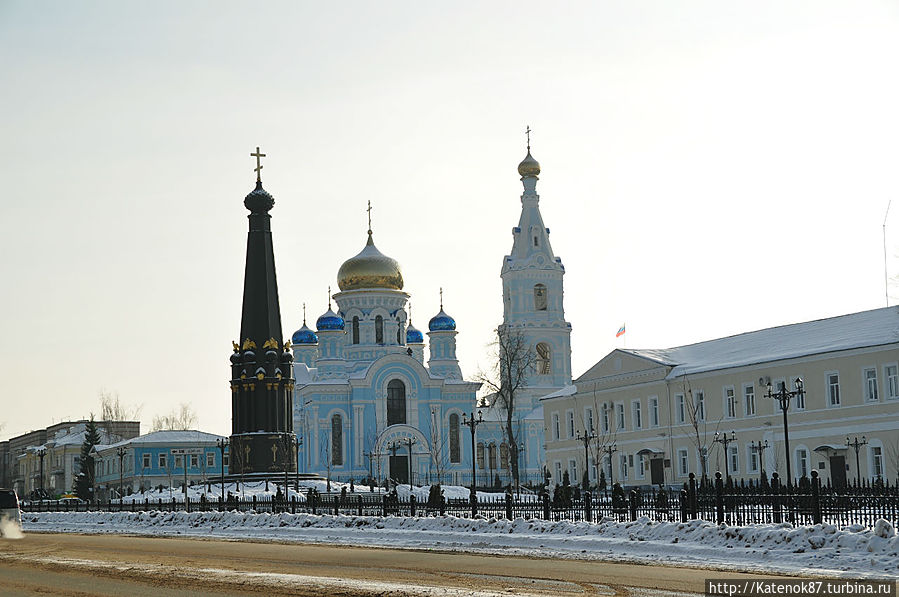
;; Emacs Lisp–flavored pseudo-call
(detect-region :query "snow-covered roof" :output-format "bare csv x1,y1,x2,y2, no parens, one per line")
622,306,899,379
538,384,577,401
101,430,224,450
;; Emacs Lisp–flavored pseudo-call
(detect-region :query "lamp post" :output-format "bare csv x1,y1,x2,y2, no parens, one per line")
846,436,868,486
35,447,46,497
386,441,402,488
753,439,770,476
461,410,483,511
712,431,736,482
601,443,618,487
116,446,126,500
575,430,597,490
516,441,525,497
765,378,804,487
294,436,302,491
216,438,228,500
404,437,417,491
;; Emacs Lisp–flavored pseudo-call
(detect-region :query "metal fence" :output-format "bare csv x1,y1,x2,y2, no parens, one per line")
22,471,899,531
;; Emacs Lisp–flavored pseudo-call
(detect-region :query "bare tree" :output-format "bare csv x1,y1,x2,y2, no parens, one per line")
577,389,619,489
678,375,713,481
477,326,536,490
428,408,448,484
99,389,143,421
151,403,198,431
320,431,333,491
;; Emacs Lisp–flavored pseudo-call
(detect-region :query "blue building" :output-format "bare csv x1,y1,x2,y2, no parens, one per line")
94,430,227,499
291,214,480,486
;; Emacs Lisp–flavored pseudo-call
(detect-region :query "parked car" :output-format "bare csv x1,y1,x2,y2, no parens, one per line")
0,488,22,536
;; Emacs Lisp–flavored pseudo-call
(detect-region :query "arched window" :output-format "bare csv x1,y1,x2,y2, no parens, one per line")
476,442,485,470
331,414,343,466
375,315,384,344
534,284,547,311
536,342,551,375
488,444,497,470
352,317,360,344
449,413,460,463
387,379,406,426
500,442,509,470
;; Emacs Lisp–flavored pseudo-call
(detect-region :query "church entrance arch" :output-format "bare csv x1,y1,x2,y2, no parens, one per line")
375,424,429,487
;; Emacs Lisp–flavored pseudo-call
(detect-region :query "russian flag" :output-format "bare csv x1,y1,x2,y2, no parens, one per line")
616,324,626,338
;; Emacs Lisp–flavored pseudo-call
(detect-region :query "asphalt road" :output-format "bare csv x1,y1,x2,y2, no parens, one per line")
0,532,788,596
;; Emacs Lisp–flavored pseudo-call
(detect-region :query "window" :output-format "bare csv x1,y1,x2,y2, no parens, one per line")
728,446,739,475
601,404,610,433
676,394,686,424
724,386,736,419
585,407,595,434
632,400,642,430
331,414,343,465
792,379,805,410
174,455,183,469
387,379,406,426
615,403,625,431
190,454,198,468
694,391,705,422
637,454,645,478
569,459,578,485
536,343,551,375
552,413,560,440
533,284,547,311
223,453,229,467
864,368,879,402
566,410,575,438
206,453,215,468
352,317,360,344
871,446,884,478
743,384,756,416
747,445,759,474
477,443,485,469
796,448,809,479
488,444,497,470
648,396,659,427
533,235,538,247
375,315,384,344
396,321,402,344
885,364,899,400
142,454,150,469
619,454,628,480
500,443,509,470
555,461,562,483
826,372,841,406
449,413,461,463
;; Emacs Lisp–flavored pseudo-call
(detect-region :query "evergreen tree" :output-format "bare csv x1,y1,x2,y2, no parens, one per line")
76,416,101,501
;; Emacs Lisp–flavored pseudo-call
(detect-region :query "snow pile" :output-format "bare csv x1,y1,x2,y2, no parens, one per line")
23,510,899,579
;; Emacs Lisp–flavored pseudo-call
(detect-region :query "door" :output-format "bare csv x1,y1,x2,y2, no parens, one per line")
829,455,847,489
390,455,408,485
650,458,665,485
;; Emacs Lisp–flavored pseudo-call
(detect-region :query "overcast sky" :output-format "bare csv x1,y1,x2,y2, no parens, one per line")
1,1,897,441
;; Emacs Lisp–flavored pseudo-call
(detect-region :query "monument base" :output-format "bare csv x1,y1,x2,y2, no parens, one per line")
228,432,296,475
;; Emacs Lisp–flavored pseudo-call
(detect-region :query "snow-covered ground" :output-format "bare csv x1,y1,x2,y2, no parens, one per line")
19,507,899,580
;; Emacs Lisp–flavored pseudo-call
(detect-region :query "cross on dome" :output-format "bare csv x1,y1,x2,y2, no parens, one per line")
250,146,266,183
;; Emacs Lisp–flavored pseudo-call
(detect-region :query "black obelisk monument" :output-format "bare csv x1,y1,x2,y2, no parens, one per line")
229,147,296,476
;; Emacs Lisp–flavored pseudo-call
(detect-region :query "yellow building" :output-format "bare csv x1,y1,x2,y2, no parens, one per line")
543,306,899,489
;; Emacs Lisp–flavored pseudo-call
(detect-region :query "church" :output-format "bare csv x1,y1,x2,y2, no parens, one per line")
290,142,572,488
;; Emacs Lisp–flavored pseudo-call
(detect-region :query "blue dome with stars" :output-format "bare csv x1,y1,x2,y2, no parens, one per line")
316,308,345,331
428,309,456,332
292,324,318,345
405,323,424,344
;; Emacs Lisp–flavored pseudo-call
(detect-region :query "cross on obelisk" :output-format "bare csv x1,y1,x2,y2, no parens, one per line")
251,146,266,182
525,126,531,151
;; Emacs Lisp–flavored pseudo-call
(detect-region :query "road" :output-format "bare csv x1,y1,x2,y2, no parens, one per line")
0,533,787,596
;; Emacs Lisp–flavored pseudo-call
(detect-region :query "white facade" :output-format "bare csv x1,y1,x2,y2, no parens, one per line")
543,306,899,489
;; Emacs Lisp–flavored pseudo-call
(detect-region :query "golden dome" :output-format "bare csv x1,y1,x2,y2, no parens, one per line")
518,151,540,178
337,232,404,291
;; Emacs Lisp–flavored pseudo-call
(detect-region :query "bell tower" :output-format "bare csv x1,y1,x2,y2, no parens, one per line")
229,147,296,475
500,132,572,405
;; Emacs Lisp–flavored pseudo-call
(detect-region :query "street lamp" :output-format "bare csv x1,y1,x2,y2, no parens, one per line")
35,447,46,497
461,410,483,512
516,441,525,497
216,438,229,500
404,437,417,491
846,436,868,486
386,441,402,488
713,431,736,482
116,446,126,500
765,378,804,487
601,443,618,487
294,435,302,491
575,430,597,490
753,439,770,476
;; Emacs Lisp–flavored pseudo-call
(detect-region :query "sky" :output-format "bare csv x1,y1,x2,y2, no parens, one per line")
1,1,898,441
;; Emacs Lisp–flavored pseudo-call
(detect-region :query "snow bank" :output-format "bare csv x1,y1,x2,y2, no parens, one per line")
22,510,899,579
